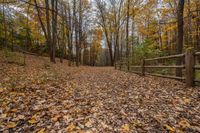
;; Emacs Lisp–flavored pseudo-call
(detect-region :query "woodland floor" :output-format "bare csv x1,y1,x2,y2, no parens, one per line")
0,54,200,133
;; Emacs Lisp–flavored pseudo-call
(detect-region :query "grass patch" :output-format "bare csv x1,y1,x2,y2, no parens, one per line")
0,49,25,66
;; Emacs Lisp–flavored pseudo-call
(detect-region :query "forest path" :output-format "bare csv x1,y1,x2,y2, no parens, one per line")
0,54,200,132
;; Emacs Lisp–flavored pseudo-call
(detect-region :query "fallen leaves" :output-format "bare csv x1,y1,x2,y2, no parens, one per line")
163,124,175,132
7,122,17,129
121,124,130,132
51,115,62,122
17,115,25,120
0,87,4,93
0,54,199,132
28,116,38,124
85,119,94,128
183,97,191,104
66,123,76,132
10,108,17,113
37,128,45,133
0,114,7,119
179,119,190,129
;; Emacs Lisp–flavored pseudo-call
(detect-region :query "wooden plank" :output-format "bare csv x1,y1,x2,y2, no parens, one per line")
130,66,141,68
194,80,200,83
144,65,185,68
121,58,128,60
195,52,200,56
145,72,185,80
194,66,200,69
145,53,185,61
130,70,142,75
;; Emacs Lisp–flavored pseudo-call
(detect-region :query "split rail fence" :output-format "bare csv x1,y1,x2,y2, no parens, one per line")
115,50,200,87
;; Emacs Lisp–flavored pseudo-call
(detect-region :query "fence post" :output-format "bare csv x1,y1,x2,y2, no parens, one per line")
127,58,130,71
141,59,145,76
120,61,122,70
185,50,195,87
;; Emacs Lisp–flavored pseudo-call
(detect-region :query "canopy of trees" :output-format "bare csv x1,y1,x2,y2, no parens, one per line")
0,0,200,66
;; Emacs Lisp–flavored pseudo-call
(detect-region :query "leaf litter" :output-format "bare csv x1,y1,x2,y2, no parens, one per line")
0,55,200,132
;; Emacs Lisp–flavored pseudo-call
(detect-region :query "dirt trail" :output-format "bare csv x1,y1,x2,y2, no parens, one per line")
0,55,199,132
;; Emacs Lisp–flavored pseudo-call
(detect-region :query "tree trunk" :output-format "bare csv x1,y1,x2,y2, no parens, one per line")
196,1,200,63
51,0,57,63
126,0,130,70
60,4,65,63
3,0,7,50
176,0,185,77
78,0,83,66
45,0,52,62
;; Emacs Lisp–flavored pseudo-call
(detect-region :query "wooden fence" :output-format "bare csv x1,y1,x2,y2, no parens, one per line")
115,50,200,87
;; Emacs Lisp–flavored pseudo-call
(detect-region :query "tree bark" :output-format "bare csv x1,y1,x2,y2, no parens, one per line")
45,0,52,61
176,0,185,77
51,0,57,63
126,0,130,70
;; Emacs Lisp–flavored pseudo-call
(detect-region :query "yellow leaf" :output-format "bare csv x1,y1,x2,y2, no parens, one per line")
66,123,76,132
179,119,190,128
7,122,17,128
0,114,7,119
0,88,4,93
131,119,143,128
121,124,130,132
164,124,175,132
10,109,17,113
37,128,45,133
183,97,191,104
28,118,37,124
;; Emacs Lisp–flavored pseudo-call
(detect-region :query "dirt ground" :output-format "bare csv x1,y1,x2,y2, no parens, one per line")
0,54,200,133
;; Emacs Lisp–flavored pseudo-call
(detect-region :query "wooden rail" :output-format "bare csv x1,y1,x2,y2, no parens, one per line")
145,73,185,80
115,50,199,87
195,52,200,56
145,53,185,61
144,65,185,68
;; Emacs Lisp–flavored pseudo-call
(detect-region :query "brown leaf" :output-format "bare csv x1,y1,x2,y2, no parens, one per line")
37,128,45,133
0,88,4,93
66,123,76,132
179,119,190,129
28,118,37,124
10,108,17,113
7,122,17,129
0,114,7,119
51,115,61,122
